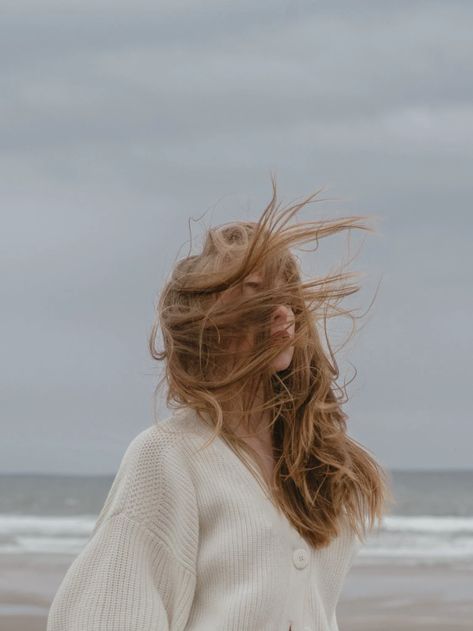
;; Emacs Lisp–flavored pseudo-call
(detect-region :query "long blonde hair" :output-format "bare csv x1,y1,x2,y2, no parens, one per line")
149,177,394,549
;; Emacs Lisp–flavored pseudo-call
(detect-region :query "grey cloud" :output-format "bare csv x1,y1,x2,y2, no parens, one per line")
1,0,472,472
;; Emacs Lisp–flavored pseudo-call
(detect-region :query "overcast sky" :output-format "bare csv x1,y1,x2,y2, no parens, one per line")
1,1,471,473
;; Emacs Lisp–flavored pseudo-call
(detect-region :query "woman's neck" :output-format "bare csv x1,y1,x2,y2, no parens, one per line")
222,388,273,447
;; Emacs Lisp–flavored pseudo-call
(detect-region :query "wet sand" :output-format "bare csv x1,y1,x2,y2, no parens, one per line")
1,553,472,630
338,562,473,630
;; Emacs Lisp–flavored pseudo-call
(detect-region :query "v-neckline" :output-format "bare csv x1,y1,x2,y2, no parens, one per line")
184,408,316,543
216,430,274,499
189,409,275,503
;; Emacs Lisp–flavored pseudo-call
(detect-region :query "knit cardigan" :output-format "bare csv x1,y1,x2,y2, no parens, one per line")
47,406,362,631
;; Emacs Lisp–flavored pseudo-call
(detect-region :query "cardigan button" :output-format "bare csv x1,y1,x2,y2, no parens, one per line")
292,547,308,569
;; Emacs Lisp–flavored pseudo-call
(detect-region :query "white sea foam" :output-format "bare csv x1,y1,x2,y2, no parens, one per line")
0,514,96,555
351,514,473,566
0,514,96,535
380,515,473,533
1,513,473,564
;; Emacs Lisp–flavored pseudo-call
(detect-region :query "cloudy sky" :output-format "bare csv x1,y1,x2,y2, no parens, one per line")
2,1,471,473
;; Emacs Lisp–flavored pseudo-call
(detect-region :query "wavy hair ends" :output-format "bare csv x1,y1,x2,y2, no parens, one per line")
149,178,394,550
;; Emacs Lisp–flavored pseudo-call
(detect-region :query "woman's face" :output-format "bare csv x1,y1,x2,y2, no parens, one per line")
220,270,296,373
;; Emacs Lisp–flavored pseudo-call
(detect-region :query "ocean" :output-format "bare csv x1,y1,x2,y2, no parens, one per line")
1,470,472,568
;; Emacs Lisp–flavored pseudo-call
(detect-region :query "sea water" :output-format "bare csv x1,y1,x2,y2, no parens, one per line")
1,470,472,567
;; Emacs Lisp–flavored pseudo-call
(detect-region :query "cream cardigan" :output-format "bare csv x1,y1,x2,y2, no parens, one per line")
47,406,361,631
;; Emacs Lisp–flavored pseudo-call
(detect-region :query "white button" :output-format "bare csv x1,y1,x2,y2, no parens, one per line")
303,627,313,631
292,547,309,569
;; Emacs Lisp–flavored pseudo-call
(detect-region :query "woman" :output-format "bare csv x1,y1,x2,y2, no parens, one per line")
47,180,393,631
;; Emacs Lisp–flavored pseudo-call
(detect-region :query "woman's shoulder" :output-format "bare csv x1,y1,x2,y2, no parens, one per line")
118,405,208,473
123,408,193,457
91,407,202,538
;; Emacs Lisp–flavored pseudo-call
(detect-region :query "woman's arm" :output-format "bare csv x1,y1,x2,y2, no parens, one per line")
47,424,200,630
47,511,196,631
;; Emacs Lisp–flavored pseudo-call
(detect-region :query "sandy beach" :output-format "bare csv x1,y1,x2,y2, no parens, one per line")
1,553,472,630
338,562,473,630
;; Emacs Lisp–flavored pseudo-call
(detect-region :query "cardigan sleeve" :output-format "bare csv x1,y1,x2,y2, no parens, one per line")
47,425,200,631
46,512,196,631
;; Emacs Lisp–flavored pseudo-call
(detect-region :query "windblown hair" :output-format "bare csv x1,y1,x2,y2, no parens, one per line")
149,178,394,550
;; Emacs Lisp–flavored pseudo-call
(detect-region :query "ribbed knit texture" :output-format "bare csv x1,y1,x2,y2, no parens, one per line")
47,407,362,631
